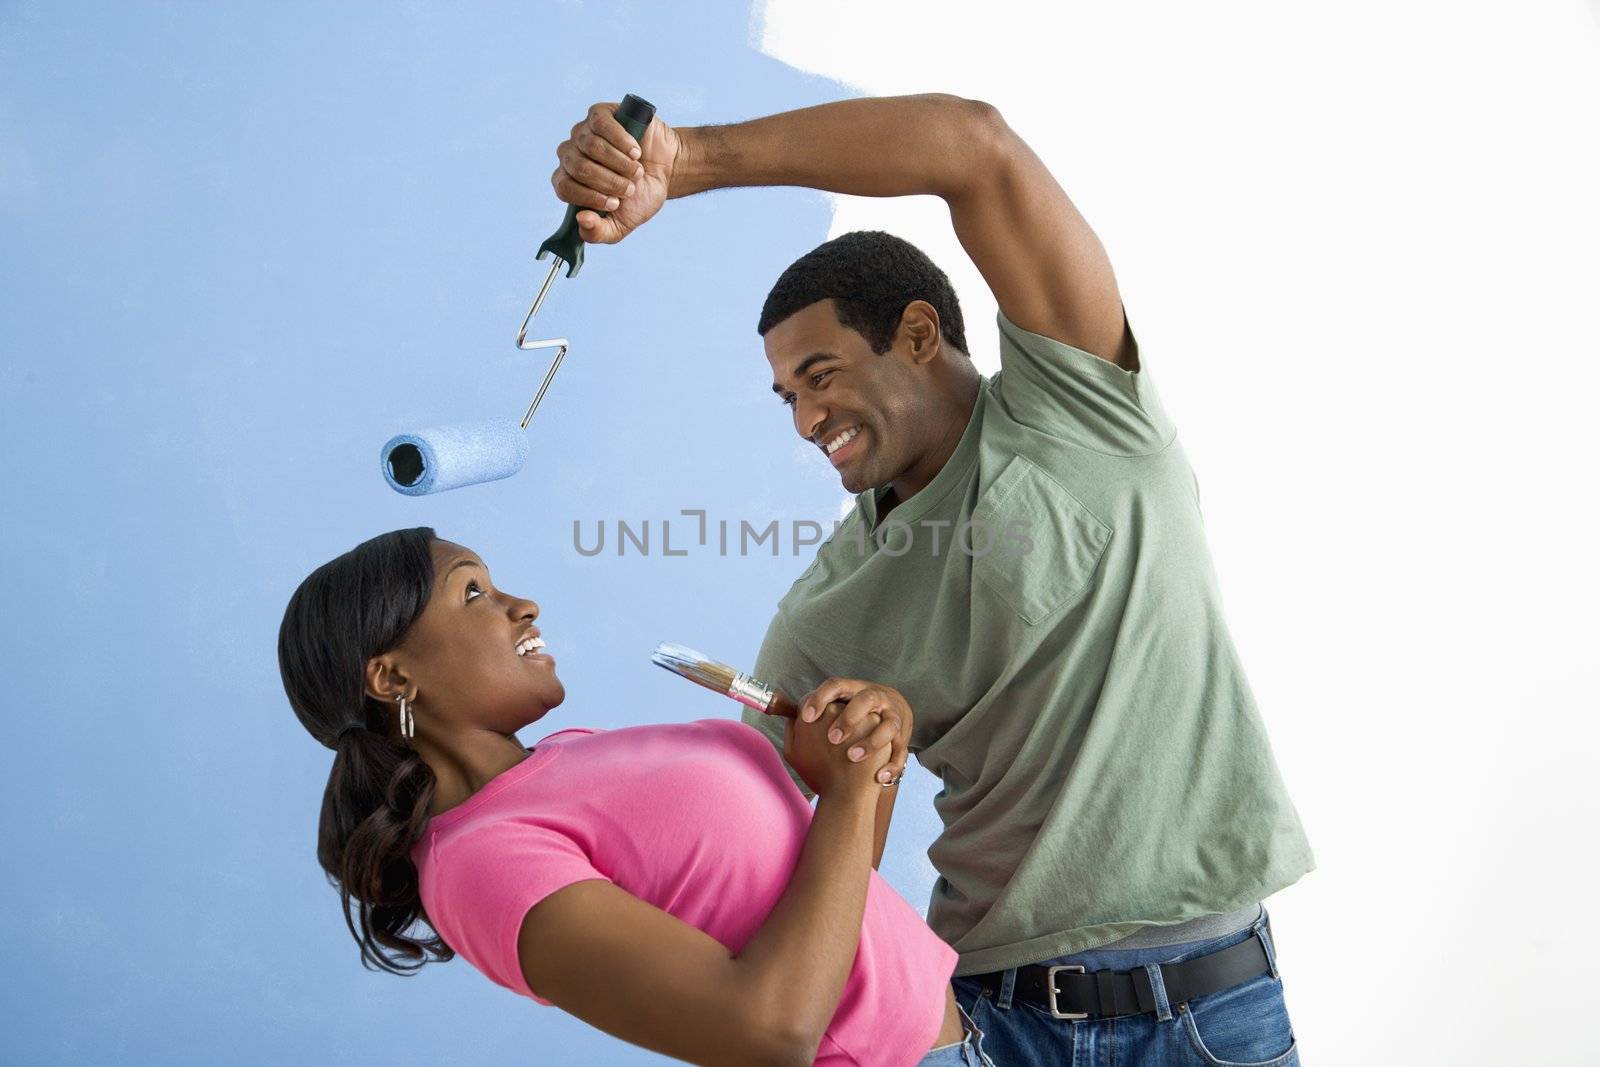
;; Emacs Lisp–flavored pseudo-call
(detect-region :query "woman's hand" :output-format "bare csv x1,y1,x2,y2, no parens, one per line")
797,678,913,790
783,697,894,799
551,101,680,245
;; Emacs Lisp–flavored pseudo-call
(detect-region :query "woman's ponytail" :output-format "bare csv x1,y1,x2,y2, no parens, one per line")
278,527,453,975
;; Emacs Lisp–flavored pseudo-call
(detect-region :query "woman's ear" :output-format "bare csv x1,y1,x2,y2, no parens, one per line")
364,654,406,704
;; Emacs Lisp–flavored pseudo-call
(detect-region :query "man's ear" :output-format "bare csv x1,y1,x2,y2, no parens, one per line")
899,301,943,365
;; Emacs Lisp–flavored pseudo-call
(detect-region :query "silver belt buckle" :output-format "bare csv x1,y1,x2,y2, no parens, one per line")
1046,965,1088,1019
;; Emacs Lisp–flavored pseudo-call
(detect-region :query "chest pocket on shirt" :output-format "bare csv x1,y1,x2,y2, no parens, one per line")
970,454,1112,625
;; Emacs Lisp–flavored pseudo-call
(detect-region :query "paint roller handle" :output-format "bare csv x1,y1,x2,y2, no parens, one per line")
537,94,657,279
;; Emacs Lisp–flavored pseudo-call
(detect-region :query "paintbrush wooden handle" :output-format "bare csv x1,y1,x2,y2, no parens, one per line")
763,690,801,719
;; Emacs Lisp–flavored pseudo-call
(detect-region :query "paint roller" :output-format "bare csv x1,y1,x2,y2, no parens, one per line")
380,93,657,496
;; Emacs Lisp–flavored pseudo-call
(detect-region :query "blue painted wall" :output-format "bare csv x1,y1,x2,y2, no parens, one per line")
0,3,946,1061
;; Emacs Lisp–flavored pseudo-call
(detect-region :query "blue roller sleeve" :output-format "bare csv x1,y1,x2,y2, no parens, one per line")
380,418,530,496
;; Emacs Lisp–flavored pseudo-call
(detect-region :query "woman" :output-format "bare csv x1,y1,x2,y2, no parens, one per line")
276,527,997,1066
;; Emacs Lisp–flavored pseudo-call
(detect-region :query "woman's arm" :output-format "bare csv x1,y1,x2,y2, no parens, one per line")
872,776,899,870
727,788,879,1052
517,790,877,1067
802,682,914,872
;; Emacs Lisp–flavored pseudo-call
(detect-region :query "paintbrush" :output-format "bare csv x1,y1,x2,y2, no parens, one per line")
650,642,800,719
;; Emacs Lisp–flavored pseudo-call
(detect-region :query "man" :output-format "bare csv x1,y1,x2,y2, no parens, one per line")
552,92,1312,1064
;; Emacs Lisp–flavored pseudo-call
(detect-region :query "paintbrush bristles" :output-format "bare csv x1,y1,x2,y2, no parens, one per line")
650,642,738,696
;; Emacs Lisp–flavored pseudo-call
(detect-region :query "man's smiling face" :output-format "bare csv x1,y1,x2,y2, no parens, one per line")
765,299,930,495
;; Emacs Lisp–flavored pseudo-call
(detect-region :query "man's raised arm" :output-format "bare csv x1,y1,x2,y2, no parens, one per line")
670,92,989,202
942,105,1134,369
670,93,1133,369
554,90,1131,370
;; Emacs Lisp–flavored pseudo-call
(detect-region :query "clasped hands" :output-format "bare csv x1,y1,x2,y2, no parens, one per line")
781,678,913,797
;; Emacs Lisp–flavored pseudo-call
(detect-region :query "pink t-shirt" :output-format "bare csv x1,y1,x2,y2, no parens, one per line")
410,717,957,1066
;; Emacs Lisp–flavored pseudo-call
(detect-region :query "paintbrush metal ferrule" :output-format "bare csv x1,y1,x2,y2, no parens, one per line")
726,672,775,713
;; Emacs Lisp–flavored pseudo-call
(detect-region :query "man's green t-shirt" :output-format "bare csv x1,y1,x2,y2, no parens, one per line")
742,309,1315,975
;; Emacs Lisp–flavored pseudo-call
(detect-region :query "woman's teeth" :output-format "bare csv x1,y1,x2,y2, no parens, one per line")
824,426,860,455
516,636,546,657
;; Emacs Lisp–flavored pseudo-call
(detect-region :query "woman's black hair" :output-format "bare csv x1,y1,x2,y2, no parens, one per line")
756,229,970,357
276,526,453,975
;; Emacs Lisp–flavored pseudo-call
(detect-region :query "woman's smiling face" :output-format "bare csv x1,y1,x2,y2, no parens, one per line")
367,539,565,737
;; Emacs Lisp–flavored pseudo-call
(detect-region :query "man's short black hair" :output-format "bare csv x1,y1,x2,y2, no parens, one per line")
758,230,969,358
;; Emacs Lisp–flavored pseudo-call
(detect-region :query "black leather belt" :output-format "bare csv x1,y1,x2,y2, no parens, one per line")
965,929,1271,1020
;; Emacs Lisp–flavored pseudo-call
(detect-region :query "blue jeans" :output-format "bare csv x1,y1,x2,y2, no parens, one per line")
949,906,1299,1066
916,999,998,1066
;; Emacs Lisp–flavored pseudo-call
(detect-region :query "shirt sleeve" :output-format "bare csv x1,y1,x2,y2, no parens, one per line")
424,824,614,1004
994,307,1176,456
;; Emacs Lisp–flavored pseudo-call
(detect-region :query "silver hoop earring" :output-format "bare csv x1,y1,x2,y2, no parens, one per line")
397,693,415,740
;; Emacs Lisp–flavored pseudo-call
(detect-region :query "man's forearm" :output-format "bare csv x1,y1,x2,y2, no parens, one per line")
670,93,997,203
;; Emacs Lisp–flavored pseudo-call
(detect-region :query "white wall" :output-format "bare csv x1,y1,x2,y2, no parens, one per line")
758,2,1600,1062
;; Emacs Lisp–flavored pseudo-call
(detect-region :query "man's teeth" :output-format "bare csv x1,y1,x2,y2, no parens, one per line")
517,637,547,656
825,426,860,455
